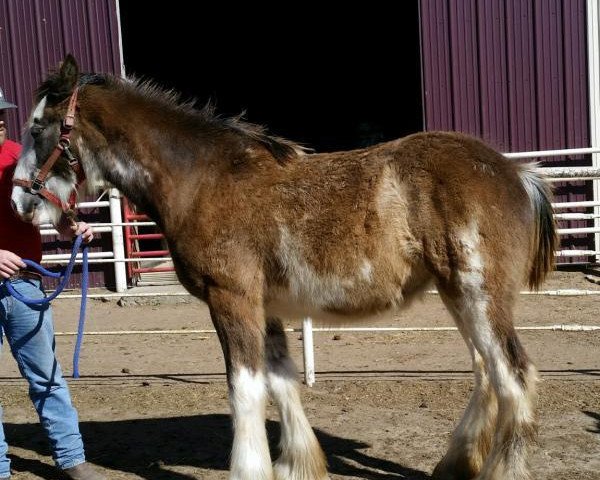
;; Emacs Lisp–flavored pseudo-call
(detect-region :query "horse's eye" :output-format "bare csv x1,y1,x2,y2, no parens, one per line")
31,123,45,138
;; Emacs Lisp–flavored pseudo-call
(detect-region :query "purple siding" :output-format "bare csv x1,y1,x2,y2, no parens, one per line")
0,0,122,288
506,0,537,152
420,0,591,261
448,0,480,134
421,0,588,152
0,0,122,138
420,0,454,129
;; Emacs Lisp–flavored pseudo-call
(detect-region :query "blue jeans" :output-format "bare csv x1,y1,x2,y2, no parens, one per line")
0,279,85,477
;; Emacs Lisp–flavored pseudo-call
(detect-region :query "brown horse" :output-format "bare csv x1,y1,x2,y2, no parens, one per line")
12,55,556,480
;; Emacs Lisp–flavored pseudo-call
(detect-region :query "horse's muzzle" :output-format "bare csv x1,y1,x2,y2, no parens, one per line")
11,189,41,223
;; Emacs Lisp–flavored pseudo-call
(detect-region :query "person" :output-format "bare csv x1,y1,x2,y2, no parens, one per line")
0,87,105,480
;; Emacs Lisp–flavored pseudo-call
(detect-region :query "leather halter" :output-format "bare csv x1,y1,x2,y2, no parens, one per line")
13,88,86,219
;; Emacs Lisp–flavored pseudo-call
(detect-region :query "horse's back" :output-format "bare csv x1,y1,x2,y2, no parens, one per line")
265,131,536,320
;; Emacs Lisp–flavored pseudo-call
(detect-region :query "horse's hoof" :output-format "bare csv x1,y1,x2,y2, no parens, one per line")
273,459,329,480
432,459,478,480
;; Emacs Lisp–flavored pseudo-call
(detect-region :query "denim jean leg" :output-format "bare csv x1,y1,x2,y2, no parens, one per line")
0,404,11,477
4,280,85,470
0,292,12,478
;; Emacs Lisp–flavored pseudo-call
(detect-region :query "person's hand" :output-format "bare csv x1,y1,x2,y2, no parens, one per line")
0,249,26,279
70,221,94,244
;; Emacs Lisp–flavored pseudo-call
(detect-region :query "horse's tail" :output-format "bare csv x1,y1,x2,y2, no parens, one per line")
518,164,558,290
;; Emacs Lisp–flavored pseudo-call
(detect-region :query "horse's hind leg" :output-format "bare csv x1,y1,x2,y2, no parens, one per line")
472,318,537,480
265,317,328,480
207,287,273,480
435,264,537,479
432,297,497,480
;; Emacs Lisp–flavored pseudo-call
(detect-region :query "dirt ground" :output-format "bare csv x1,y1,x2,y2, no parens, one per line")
0,270,599,479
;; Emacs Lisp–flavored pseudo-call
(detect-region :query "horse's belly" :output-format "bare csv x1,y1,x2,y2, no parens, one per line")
266,237,432,322
264,298,398,323
264,285,410,324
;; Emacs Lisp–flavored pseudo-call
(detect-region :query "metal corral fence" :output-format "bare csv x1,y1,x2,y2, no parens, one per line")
42,147,600,386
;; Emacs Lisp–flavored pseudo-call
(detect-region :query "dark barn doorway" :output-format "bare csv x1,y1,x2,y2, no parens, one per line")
119,3,422,153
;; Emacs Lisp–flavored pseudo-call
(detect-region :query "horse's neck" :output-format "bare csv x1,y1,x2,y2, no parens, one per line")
88,111,213,231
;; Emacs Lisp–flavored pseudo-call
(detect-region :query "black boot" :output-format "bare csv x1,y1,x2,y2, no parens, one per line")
61,462,106,480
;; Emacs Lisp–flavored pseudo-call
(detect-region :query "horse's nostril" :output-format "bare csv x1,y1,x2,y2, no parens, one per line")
10,199,18,213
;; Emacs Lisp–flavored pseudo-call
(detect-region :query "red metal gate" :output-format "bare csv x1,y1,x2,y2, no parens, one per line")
122,199,177,286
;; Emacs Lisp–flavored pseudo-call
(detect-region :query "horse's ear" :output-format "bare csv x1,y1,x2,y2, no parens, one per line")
37,54,80,103
58,54,79,90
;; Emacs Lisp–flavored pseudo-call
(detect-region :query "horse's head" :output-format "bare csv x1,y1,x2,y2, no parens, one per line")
11,54,85,225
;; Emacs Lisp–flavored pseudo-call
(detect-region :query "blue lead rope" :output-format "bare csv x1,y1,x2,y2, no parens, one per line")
1,234,89,378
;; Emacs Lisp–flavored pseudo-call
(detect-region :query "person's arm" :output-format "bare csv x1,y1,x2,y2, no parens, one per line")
55,216,94,243
0,250,27,278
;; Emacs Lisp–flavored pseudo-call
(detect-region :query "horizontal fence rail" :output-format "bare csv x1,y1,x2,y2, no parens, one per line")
503,147,600,158
50,324,600,336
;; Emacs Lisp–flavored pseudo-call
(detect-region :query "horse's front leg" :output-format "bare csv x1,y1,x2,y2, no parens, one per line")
265,317,329,480
207,285,273,480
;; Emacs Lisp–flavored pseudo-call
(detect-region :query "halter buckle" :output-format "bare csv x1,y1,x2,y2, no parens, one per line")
58,137,71,149
31,177,44,193
62,145,77,163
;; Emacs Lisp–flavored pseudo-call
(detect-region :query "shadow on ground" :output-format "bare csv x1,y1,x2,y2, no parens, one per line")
5,415,430,479
583,410,600,434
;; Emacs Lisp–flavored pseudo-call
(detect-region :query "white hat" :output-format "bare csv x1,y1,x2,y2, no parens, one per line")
0,87,17,110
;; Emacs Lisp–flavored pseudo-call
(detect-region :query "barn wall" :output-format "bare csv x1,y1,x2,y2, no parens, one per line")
0,0,123,288
420,0,592,260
